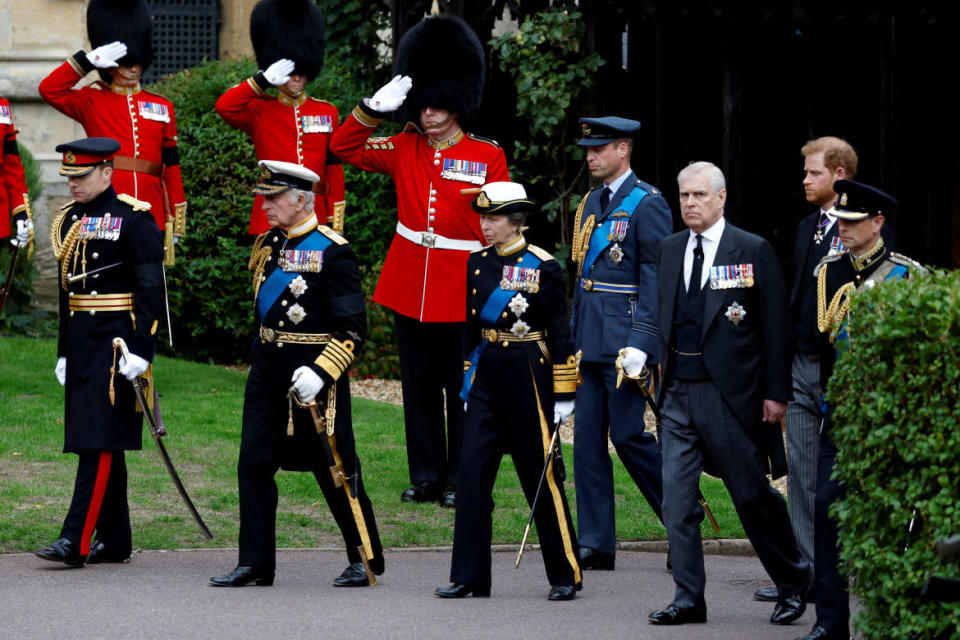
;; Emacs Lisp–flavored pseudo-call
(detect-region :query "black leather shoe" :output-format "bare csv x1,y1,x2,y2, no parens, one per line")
648,604,707,625
434,583,491,598
754,586,779,602
401,482,440,503
35,538,86,567
209,565,274,587
771,590,807,625
579,546,615,570
333,562,372,587
440,486,456,508
87,540,131,564
794,624,842,640
548,585,577,601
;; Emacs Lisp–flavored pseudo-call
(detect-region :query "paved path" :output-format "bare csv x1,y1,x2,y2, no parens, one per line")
0,548,817,639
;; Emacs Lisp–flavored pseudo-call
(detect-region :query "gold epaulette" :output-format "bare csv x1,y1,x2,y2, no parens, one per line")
318,225,348,245
117,193,152,211
527,244,555,262
314,338,355,381
812,251,843,278
888,252,927,274
553,355,579,394
60,200,76,211
466,132,500,148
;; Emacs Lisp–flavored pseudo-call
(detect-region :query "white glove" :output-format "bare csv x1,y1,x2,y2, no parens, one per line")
620,347,648,378
12,219,32,248
118,352,150,381
55,357,67,386
292,366,324,403
263,58,295,86
88,41,127,69
553,399,575,424
368,75,413,113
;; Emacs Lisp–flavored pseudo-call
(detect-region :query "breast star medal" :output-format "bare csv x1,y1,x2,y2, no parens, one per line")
608,243,624,265
724,301,746,326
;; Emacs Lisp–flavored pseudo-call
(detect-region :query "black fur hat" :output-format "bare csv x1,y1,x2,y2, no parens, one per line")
250,0,326,81
86,0,153,83
395,15,485,120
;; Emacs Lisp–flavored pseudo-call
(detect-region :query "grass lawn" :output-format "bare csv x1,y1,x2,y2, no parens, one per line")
0,336,745,553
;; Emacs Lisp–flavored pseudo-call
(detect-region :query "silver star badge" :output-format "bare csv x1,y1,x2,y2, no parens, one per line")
507,293,529,317
288,275,308,298
510,319,531,339
286,303,306,325
724,301,746,326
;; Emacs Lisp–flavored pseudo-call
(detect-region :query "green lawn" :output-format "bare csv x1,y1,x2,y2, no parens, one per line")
0,336,745,553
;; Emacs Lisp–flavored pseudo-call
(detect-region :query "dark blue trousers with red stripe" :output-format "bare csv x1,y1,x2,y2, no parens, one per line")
61,450,132,557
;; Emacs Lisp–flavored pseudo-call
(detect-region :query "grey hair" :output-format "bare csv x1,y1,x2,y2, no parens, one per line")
677,161,726,193
505,210,528,227
285,188,316,211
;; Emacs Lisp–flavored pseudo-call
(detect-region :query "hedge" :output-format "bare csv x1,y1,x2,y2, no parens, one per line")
830,269,960,639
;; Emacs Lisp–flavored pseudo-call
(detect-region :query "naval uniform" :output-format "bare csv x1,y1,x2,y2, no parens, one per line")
52,186,165,556
569,170,671,554
240,217,382,572
215,74,346,235
1,96,29,239
454,237,581,589
330,100,510,490
39,52,186,240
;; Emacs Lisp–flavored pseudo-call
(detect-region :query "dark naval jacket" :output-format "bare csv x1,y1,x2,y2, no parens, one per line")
53,186,165,453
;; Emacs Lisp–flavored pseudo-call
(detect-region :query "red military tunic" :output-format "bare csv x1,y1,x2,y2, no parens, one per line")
38,51,186,235
330,101,509,322
215,73,346,235
0,96,29,239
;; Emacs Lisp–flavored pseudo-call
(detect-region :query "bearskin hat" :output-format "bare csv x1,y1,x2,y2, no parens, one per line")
250,0,326,81
395,15,485,120
87,0,153,83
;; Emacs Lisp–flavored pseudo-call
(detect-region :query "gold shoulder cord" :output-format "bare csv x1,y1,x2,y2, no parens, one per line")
571,195,587,261
54,220,83,291
816,262,856,343
248,232,273,302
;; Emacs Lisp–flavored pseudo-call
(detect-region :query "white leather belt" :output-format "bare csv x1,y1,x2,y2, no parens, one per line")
396,221,482,251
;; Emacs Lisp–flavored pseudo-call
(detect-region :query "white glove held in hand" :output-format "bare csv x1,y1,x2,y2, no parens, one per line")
292,366,324,403
118,352,149,381
13,219,32,248
553,399,575,424
620,347,648,378
263,58,295,86
88,41,127,69
368,75,413,113
55,357,67,386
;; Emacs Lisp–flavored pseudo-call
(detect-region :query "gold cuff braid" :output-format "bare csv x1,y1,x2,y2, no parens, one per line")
553,355,579,394
314,338,355,381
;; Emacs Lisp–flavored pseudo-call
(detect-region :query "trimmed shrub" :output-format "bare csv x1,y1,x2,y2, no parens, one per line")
829,269,960,639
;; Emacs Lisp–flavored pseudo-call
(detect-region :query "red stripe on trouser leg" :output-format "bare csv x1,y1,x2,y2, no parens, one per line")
80,451,112,556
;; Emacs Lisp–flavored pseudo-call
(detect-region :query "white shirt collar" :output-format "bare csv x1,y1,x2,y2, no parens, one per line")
684,217,725,291
604,169,633,198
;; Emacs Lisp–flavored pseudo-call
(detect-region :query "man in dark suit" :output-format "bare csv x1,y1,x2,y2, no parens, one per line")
648,161,811,626
569,116,672,571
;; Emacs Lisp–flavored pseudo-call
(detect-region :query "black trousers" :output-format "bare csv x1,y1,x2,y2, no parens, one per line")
61,450,131,556
394,312,464,487
451,346,580,589
812,427,849,636
660,379,810,608
238,358,382,572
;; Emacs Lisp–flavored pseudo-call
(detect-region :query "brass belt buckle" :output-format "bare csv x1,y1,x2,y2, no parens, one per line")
481,328,497,341
421,232,437,248
582,279,594,292
261,327,276,343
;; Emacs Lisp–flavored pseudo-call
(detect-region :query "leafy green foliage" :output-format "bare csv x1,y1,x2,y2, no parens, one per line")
829,269,960,639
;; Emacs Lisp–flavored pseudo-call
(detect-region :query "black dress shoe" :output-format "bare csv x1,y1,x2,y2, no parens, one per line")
548,585,577,601
401,482,440,503
209,565,274,587
648,604,707,625
333,562,372,587
87,540,132,564
35,538,86,567
771,590,807,625
578,546,615,570
794,624,842,640
440,486,456,508
754,586,779,602
434,583,491,598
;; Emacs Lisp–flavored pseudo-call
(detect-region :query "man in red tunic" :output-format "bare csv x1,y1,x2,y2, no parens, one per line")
0,95,32,250
215,0,345,236
39,0,186,265
331,15,509,507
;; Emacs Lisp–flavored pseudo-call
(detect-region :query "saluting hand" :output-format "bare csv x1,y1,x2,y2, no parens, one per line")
368,75,413,113
88,41,127,69
264,58,295,87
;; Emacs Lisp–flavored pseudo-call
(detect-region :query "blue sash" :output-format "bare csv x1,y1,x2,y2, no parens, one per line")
460,249,543,402
580,186,648,275
256,231,333,324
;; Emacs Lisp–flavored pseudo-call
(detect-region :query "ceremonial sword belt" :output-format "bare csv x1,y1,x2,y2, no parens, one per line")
259,327,332,345
578,279,639,294
68,292,134,312
395,221,483,251
480,328,544,344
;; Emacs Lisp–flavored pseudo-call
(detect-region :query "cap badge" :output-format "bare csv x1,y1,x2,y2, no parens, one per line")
476,192,490,208
581,124,592,136
260,166,272,180
839,193,848,206
65,151,76,164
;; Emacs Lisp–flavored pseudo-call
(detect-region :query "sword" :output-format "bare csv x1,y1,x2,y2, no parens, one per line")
515,416,563,570
0,242,19,315
112,337,213,539
616,355,721,534
67,261,125,283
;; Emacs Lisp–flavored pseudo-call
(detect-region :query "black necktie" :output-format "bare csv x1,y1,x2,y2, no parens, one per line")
599,187,610,212
688,234,704,297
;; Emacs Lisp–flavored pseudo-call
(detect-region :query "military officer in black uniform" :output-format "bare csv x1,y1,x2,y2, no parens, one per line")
434,182,581,601
797,180,925,640
211,160,383,588
36,137,165,567
569,117,672,570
